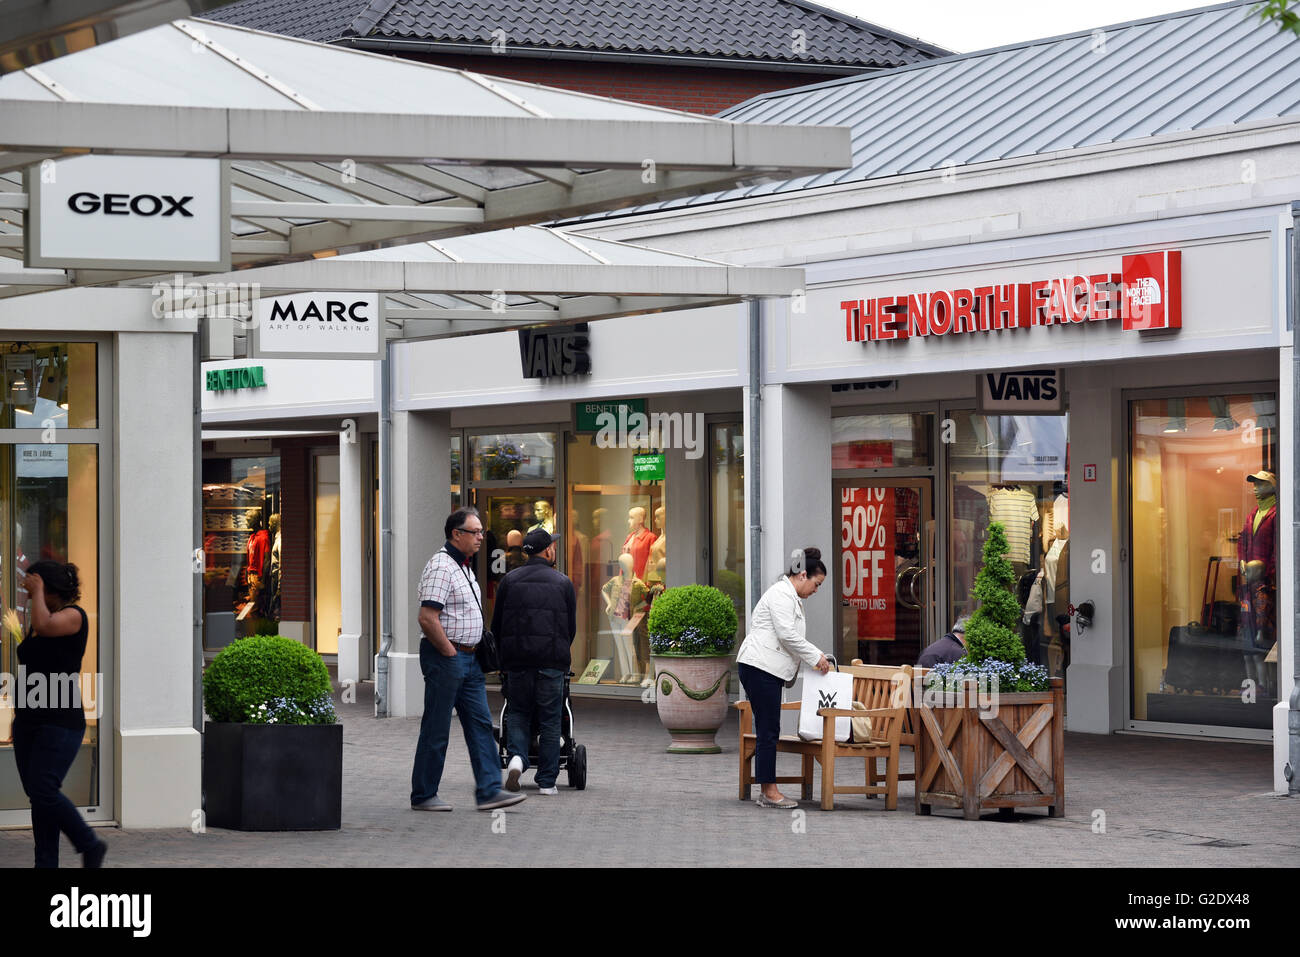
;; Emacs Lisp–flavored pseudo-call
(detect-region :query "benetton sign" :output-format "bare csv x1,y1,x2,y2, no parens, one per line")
206,367,266,392
25,155,229,271
841,250,1181,342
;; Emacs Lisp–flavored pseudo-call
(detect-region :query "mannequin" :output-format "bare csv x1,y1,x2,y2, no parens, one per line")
244,509,270,613
1238,471,1277,688
504,529,526,572
529,500,555,534
988,484,1038,578
602,552,648,683
265,513,282,619
645,506,667,587
621,506,658,579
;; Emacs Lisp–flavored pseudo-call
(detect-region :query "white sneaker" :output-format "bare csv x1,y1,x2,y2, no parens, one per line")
505,755,524,792
538,786,559,795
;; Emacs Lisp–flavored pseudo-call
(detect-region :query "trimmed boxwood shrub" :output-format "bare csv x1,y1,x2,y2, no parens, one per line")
203,634,337,725
647,585,739,656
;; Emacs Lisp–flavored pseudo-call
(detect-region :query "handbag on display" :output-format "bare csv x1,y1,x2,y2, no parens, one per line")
797,660,852,742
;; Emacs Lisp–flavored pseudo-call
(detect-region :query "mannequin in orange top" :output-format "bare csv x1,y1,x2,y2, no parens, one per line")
621,507,657,579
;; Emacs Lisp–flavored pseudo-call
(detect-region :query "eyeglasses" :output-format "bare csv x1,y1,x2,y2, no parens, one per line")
455,527,485,537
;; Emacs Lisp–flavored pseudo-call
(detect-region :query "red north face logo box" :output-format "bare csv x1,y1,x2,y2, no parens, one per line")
1121,250,1181,331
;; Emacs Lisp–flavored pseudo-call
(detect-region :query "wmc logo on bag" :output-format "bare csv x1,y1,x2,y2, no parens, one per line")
800,669,853,742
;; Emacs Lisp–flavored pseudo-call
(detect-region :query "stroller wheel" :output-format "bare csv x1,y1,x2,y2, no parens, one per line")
567,744,587,790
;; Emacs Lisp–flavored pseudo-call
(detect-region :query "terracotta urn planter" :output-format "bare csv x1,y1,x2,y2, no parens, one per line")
651,654,733,754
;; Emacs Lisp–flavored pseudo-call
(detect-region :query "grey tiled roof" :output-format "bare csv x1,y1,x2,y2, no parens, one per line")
203,0,948,67
581,0,1300,219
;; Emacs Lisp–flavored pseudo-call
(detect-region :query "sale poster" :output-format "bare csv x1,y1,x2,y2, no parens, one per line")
840,486,895,641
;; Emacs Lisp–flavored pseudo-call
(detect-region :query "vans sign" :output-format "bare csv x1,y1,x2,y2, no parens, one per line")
253,293,382,359
518,324,591,379
25,155,228,271
977,368,1063,414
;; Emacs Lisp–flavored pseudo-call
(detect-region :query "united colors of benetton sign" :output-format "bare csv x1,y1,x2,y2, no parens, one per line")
840,250,1181,342
25,155,229,271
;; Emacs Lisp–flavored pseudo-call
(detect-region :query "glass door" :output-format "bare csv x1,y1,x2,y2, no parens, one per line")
833,479,933,666
472,487,559,625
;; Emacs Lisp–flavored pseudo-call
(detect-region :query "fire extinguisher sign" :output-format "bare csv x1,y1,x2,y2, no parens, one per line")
840,487,894,637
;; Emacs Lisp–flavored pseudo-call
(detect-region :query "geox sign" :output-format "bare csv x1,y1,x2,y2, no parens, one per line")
253,293,382,359
518,324,591,379
977,368,1064,415
24,155,229,271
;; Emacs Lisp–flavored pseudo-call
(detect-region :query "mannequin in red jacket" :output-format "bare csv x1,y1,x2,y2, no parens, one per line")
621,506,657,579
1237,471,1277,662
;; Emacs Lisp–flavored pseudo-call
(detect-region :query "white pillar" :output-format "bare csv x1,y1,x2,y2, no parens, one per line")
337,421,366,684
116,331,201,827
1062,369,1123,734
1275,344,1294,792
386,409,449,717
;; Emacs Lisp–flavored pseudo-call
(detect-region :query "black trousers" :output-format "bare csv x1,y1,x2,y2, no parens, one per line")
738,662,784,784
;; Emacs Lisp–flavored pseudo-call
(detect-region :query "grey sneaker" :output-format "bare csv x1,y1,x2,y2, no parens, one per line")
477,790,527,811
538,786,559,795
505,755,524,792
411,796,453,812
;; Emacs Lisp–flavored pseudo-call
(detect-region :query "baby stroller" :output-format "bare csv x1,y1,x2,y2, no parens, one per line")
493,671,587,789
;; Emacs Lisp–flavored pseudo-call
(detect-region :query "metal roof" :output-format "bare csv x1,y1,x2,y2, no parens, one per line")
0,17,850,296
203,0,949,67
584,0,1300,218
190,224,797,341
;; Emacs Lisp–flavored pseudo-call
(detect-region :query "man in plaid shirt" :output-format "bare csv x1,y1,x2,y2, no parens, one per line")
410,506,525,812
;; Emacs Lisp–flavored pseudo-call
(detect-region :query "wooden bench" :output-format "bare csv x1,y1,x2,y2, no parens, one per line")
852,659,926,782
736,663,912,810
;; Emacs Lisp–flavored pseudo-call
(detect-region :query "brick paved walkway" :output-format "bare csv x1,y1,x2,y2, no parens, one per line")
2,682,1297,867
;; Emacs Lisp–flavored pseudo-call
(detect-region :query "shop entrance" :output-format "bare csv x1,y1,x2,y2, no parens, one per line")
833,478,933,667
471,487,559,626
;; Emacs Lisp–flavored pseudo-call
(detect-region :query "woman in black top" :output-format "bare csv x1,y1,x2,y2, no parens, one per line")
12,561,106,868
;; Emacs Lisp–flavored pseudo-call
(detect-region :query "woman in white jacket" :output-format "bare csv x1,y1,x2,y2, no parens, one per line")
736,547,831,808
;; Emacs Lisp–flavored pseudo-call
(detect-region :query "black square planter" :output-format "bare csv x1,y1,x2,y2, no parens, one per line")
203,722,342,830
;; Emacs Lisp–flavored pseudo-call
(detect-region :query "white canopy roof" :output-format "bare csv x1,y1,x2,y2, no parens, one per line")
0,18,850,296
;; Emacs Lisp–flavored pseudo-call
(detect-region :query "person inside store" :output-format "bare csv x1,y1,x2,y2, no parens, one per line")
918,616,969,669
735,546,832,809
492,528,576,796
12,561,107,867
1238,470,1278,691
410,507,525,813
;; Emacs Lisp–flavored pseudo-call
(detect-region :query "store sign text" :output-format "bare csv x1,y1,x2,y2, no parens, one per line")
254,293,381,358
67,191,194,217
841,251,1181,342
518,324,591,378
206,367,266,392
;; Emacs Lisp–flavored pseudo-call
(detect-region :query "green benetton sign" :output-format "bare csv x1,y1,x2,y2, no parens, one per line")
633,453,665,481
206,366,266,392
575,398,646,432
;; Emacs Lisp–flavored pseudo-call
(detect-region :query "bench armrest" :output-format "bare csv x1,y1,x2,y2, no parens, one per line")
816,706,904,718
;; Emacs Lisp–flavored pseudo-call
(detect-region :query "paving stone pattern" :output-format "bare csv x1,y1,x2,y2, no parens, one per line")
2,682,1297,868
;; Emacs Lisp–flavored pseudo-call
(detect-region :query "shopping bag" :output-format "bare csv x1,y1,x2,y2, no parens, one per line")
797,666,853,742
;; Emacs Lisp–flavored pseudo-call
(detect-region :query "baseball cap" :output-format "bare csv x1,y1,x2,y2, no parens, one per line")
522,528,561,554
1246,470,1277,485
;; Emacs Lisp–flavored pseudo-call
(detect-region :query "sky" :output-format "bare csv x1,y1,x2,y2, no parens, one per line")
818,0,1229,53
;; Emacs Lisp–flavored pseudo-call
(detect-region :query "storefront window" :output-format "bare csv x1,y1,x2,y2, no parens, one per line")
0,342,97,430
566,433,665,689
0,442,100,811
314,453,340,655
1131,394,1277,729
202,456,281,648
832,413,933,469
450,434,462,510
469,432,556,482
947,411,1070,678
710,423,745,642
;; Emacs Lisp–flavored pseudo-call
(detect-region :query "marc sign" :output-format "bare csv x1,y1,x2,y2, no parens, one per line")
840,250,1181,342
253,293,382,359
24,155,229,271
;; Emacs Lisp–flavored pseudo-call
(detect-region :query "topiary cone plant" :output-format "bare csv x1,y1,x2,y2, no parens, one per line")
963,521,1027,668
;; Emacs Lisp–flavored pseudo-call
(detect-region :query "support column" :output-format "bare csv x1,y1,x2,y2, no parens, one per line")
117,332,201,826
1276,342,1294,792
1062,370,1123,734
386,408,449,718
337,421,366,684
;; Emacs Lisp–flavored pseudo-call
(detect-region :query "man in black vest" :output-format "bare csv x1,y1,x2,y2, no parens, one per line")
492,529,576,795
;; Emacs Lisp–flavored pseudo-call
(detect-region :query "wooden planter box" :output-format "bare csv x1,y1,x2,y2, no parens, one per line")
915,677,1064,820
203,722,342,830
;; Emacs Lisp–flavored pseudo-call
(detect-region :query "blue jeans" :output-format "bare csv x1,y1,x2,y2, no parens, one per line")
738,663,784,785
12,721,98,868
504,668,564,788
411,641,503,804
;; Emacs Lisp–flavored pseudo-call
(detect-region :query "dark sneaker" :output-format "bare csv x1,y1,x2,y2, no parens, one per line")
411,797,453,812
477,790,526,811
505,755,524,792
83,839,108,868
